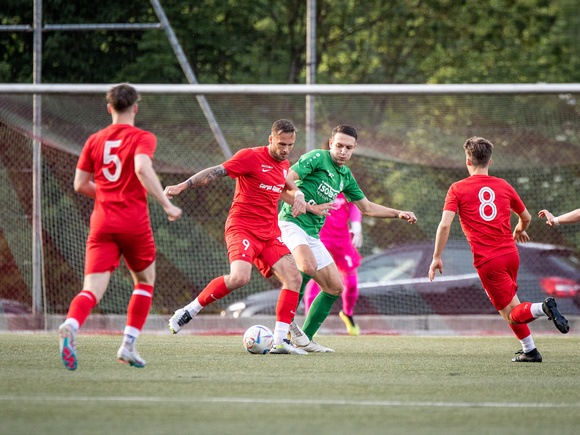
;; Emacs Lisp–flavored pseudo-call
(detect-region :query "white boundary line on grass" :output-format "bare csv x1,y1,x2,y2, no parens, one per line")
0,396,578,409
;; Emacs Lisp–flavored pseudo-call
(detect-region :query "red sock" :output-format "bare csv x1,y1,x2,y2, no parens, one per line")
66,290,97,328
510,323,531,340
510,302,535,324
197,276,230,307
126,284,154,331
276,288,299,324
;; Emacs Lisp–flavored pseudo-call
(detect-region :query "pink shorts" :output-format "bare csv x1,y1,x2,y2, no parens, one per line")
225,229,290,278
85,228,156,274
476,251,519,311
324,242,361,273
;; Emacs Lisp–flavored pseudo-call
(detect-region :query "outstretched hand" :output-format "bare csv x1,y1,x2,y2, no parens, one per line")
428,258,443,282
538,209,556,226
399,211,417,224
164,183,186,199
308,201,339,216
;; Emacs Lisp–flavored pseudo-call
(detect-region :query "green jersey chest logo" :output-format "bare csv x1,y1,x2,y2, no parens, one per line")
317,181,340,201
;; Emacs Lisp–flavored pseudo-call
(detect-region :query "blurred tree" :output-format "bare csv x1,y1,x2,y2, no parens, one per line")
0,0,579,84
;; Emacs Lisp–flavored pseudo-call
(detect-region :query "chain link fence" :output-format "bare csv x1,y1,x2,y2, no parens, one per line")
1,86,580,330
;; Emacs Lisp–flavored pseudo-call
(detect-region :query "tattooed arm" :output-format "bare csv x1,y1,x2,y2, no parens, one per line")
164,165,228,198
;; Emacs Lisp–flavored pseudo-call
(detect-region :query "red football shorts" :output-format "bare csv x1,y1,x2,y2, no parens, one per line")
225,229,290,278
476,251,520,311
85,228,156,274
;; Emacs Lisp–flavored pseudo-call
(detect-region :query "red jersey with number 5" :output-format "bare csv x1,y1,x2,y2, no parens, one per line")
222,146,289,241
77,124,156,233
443,174,526,267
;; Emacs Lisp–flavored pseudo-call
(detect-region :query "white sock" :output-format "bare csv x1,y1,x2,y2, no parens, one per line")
184,298,203,316
63,318,79,332
519,334,535,353
273,321,290,345
122,326,140,351
530,302,545,318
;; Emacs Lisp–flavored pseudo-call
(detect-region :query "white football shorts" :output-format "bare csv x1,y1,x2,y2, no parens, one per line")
278,220,334,271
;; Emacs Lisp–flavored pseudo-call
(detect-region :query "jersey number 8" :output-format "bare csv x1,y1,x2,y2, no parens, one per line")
478,187,497,221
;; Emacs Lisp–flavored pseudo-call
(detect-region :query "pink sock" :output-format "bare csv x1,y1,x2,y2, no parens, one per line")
341,273,358,316
304,281,320,315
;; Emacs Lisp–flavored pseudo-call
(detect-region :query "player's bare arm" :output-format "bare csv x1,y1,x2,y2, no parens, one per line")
353,197,417,224
73,168,97,199
164,164,228,199
429,210,455,281
282,177,307,217
512,208,531,243
135,154,182,221
539,208,580,226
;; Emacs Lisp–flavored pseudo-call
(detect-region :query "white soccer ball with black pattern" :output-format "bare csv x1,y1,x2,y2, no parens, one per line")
243,325,274,354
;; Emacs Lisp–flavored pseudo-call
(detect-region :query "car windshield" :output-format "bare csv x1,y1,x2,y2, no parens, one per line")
358,249,421,284
441,247,477,275
542,250,580,275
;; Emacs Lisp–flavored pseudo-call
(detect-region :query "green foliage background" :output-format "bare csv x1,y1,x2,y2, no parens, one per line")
2,0,580,85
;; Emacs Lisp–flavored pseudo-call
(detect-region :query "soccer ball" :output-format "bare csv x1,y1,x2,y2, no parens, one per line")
243,325,274,354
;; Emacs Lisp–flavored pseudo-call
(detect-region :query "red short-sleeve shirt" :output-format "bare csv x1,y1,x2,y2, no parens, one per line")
222,146,289,240
77,124,156,232
444,175,525,267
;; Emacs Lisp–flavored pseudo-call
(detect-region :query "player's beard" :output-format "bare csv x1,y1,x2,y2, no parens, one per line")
270,147,288,162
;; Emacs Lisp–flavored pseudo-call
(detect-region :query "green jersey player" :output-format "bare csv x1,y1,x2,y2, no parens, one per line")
278,125,418,352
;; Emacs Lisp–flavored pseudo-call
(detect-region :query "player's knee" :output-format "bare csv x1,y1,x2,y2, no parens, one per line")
285,269,302,290
300,264,317,277
226,273,251,289
327,283,343,297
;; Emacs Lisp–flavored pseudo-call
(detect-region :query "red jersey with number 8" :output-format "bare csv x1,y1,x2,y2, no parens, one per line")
222,146,289,241
77,124,156,233
443,174,526,267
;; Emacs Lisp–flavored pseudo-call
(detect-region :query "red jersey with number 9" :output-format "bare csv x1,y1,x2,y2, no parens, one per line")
443,174,526,267
77,124,156,233
222,146,289,241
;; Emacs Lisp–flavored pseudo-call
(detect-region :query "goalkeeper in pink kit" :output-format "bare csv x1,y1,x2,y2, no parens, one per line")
304,193,363,336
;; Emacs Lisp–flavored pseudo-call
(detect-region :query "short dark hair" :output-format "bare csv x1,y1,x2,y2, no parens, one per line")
332,125,357,140
107,83,140,113
272,119,296,137
463,136,493,167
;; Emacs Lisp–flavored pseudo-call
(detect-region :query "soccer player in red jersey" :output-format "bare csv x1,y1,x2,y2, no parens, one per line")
58,83,182,371
165,119,309,354
429,137,569,363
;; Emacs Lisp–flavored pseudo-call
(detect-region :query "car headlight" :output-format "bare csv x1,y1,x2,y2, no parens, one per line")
227,302,247,313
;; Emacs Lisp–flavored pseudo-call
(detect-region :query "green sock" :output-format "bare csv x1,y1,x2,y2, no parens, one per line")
298,271,312,306
302,291,339,340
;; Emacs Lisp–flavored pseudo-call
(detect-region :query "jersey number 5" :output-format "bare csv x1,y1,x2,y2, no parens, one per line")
478,187,497,221
103,140,122,182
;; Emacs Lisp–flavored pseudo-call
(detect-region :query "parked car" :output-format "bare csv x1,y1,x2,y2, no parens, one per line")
0,298,31,314
224,240,580,317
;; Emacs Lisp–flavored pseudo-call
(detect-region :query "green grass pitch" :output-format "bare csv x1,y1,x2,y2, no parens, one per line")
1,333,579,434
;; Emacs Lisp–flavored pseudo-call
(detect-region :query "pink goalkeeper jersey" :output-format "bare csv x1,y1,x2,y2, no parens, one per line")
319,193,361,247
